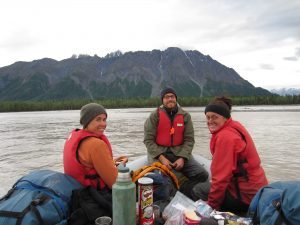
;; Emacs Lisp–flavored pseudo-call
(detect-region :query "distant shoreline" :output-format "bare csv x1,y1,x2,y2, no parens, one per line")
0,95,300,112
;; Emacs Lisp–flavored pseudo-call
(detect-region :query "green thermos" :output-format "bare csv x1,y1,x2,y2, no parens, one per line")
112,164,136,225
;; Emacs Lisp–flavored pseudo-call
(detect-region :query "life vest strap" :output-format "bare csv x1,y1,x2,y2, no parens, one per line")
84,174,99,179
232,158,248,202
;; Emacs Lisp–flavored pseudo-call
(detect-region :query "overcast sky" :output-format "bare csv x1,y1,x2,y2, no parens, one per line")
1,0,300,89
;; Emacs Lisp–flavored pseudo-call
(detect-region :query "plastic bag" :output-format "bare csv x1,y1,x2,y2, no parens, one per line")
162,191,197,221
164,210,184,225
195,199,213,218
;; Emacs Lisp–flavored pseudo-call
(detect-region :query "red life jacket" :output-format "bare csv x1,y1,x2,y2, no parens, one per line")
63,129,113,189
156,109,184,146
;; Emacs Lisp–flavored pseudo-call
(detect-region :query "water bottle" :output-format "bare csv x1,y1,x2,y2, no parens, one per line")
112,164,136,225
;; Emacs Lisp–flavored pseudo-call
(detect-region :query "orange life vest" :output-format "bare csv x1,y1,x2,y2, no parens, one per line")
63,129,113,190
156,109,184,146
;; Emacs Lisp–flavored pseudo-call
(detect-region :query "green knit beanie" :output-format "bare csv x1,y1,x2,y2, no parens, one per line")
80,103,107,128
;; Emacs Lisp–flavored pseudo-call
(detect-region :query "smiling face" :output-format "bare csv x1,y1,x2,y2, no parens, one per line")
205,111,227,133
162,93,177,109
85,113,107,136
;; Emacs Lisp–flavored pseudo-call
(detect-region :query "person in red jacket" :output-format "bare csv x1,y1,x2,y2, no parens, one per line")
63,103,128,190
203,96,268,214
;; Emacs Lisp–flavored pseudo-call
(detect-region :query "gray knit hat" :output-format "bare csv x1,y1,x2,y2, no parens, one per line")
80,103,107,128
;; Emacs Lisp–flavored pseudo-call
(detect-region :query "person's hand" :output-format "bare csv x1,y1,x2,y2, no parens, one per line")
172,158,185,171
158,155,173,170
114,155,128,166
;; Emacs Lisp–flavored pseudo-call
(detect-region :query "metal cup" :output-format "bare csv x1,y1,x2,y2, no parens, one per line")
153,204,160,220
95,216,112,225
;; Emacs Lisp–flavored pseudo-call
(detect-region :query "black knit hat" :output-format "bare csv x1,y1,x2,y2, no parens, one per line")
160,87,177,101
204,103,231,118
80,103,107,128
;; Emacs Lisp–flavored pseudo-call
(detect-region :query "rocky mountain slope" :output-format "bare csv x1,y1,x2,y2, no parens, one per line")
0,47,271,100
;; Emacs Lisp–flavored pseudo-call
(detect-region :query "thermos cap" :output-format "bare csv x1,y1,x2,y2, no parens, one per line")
117,163,129,173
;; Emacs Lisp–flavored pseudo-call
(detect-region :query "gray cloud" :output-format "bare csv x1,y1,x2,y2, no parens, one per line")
260,64,275,70
172,0,300,56
230,0,300,40
232,2,296,37
283,56,298,61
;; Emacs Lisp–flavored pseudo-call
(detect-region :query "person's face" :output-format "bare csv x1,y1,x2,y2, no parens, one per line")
85,113,107,136
162,93,177,109
205,112,227,133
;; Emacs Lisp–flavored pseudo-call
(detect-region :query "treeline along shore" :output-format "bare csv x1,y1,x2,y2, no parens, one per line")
0,95,300,112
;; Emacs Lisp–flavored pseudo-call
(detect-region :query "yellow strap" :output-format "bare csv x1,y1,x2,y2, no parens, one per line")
131,162,179,189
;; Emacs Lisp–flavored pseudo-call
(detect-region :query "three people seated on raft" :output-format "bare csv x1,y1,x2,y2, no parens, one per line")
63,87,268,215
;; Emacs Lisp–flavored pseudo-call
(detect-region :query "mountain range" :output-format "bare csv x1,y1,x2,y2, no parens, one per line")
270,88,300,96
0,47,271,101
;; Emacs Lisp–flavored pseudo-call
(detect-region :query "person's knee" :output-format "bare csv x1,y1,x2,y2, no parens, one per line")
193,169,209,182
183,161,209,182
191,180,210,201
202,170,209,181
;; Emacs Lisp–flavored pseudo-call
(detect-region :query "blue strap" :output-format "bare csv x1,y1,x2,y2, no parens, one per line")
15,185,68,219
16,179,70,202
14,180,69,219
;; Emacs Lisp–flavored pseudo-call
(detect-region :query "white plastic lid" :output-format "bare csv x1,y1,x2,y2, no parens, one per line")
138,177,153,184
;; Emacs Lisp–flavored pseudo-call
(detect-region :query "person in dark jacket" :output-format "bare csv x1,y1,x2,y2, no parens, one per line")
202,96,268,214
144,87,209,200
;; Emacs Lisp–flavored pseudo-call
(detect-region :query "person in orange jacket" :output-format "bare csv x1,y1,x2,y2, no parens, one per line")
63,103,127,190
203,96,268,214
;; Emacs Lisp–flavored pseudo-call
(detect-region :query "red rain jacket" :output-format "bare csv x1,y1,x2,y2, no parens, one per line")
208,118,268,210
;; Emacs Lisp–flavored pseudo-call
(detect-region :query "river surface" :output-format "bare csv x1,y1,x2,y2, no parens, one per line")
1,105,300,196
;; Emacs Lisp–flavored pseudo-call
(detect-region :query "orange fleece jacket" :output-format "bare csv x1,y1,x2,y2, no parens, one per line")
78,137,118,189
